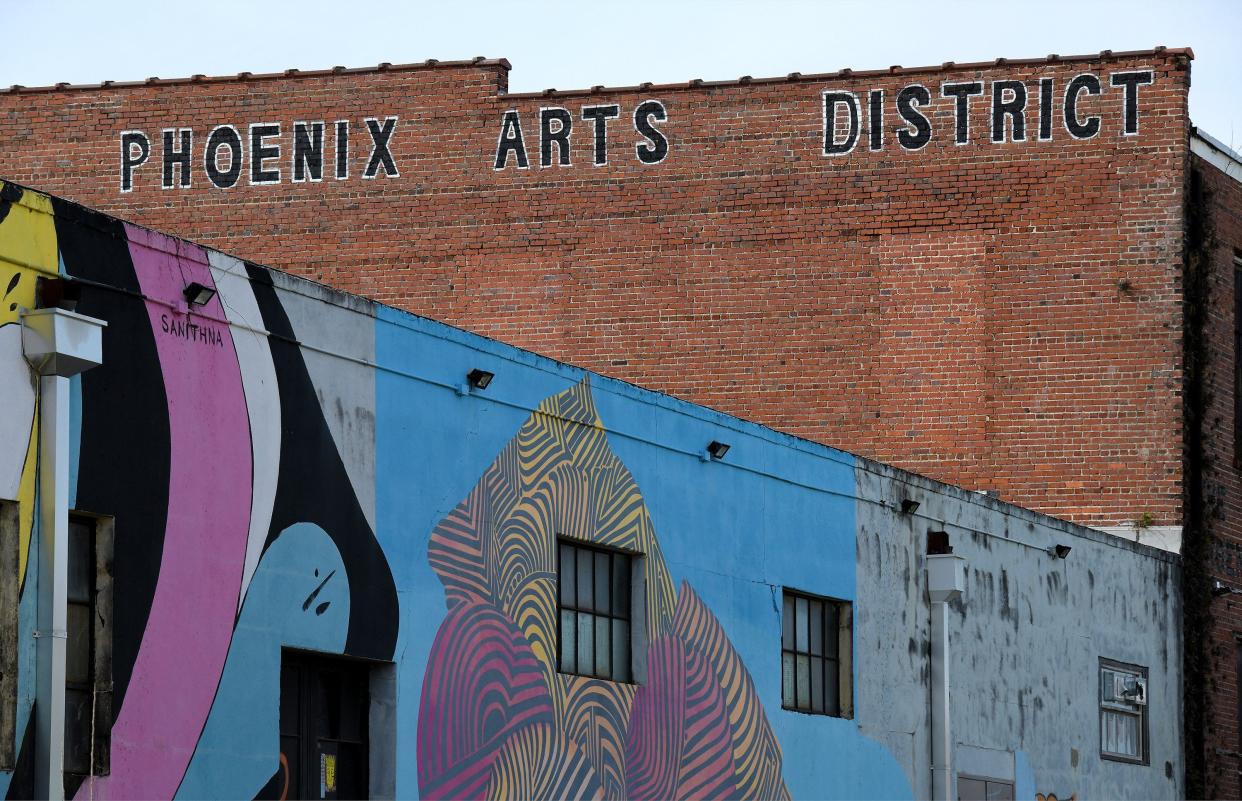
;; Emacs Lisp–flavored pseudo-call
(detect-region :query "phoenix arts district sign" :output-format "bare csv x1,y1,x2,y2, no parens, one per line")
116,70,1153,192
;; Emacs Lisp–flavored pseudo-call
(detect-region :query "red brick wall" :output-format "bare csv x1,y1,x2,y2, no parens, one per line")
1193,152,1242,799
0,50,1190,530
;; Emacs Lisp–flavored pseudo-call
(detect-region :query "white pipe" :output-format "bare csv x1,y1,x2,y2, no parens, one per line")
930,599,952,801
926,553,966,801
23,305,106,801
34,374,69,801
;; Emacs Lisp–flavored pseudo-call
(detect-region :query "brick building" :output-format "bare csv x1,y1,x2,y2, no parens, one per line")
0,45,1237,795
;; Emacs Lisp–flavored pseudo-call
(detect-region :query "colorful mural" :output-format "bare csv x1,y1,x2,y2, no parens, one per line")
0,182,54,594
418,380,788,800
0,186,398,799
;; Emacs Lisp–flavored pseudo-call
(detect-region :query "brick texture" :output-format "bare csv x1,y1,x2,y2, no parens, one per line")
1195,153,1242,799
0,52,1190,532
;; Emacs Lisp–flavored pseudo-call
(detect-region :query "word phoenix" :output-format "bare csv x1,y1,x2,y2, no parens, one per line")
118,117,399,192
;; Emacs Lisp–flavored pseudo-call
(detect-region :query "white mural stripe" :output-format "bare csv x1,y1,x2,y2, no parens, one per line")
208,250,280,611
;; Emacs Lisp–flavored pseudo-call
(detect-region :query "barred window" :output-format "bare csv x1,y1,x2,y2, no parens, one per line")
557,539,633,682
781,589,852,717
1100,659,1148,764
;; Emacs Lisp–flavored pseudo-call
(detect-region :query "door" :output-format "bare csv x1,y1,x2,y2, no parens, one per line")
279,650,370,799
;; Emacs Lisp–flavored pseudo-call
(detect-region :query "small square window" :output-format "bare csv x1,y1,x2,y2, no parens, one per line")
1099,658,1148,764
781,589,852,717
557,539,634,682
958,775,1014,800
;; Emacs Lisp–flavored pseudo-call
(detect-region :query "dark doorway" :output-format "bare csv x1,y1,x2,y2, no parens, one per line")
279,650,370,800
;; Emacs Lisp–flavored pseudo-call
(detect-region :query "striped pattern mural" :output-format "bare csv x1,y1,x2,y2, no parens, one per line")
419,378,789,800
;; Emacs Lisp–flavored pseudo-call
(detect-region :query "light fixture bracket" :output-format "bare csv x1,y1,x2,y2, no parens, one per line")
183,281,216,307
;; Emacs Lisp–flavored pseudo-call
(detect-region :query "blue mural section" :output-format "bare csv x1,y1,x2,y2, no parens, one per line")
176,523,351,799
374,304,912,799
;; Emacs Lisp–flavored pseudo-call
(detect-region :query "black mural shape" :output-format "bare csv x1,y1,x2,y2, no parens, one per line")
4,270,18,313
4,714,34,800
244,263,398,661
253,764,284,800
0,183,22,225
52,197,172,723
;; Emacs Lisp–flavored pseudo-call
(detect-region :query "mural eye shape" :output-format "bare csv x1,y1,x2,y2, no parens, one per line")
4,271,19,312
301,568,336,612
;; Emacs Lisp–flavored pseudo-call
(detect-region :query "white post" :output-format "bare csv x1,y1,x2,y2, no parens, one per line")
34,374,69,801
927,553,966,801
22,306,106,801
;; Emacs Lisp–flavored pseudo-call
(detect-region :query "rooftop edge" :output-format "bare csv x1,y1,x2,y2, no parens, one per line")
0,46,1192,97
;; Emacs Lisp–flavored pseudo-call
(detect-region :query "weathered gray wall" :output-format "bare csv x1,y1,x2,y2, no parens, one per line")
856,461,1182,800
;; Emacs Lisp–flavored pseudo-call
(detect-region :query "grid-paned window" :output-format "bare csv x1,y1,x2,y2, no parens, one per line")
557,539,633,682
1100,659,1148,764
781,589,850,717
957,776,1014,800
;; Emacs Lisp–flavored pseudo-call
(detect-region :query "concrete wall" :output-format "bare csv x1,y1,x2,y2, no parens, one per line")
857,464,1181,800
0,182,1181,799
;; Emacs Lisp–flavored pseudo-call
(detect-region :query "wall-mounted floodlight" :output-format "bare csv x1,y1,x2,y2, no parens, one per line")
1049,544,1072,559
466,368,494,390
38,277,82,312
183,282,216,307
901,498,920,515
706,441,730,460
927,530,952,555
1213,580,1242,597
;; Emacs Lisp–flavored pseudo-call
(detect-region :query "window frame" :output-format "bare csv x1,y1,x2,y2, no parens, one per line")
0,499,18,771
780,587,853,719
956,773,1015,801
62,512,113,794
1098,657,1149,765
555,537,636,684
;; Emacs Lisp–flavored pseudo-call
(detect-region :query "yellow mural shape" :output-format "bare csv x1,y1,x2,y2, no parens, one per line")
425,378,790,800
0,181,60,592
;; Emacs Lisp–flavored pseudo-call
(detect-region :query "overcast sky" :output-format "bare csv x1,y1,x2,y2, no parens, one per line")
4,0,1240,148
